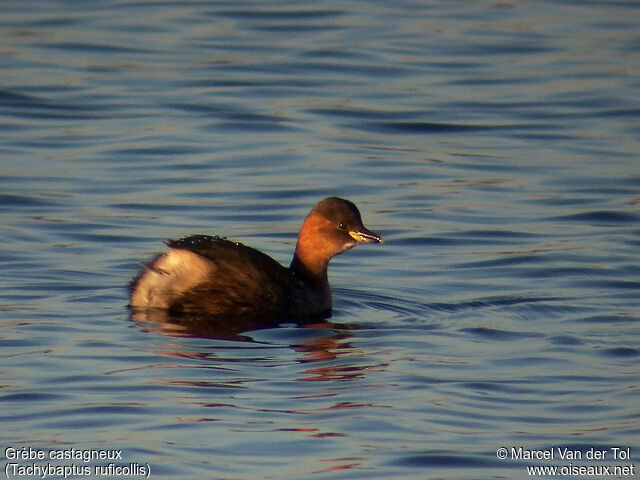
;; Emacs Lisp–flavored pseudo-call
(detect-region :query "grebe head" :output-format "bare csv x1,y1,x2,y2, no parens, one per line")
312,196,382,250
292,197,382,278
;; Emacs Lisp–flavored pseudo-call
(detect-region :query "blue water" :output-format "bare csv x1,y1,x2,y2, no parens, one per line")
1,1,639,479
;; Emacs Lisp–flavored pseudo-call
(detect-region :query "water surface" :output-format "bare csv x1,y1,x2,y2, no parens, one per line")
1,1,639,479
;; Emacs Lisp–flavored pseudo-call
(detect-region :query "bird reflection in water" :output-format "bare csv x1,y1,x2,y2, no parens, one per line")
129,310,370,383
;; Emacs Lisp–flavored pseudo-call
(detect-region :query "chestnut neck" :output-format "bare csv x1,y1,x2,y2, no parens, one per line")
290,253,328,284
289,212,333,285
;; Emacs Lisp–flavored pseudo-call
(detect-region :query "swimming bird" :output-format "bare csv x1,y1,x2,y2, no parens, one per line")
129,197,382,319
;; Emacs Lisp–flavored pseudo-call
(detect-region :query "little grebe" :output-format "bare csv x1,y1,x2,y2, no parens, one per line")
129,197,382,318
